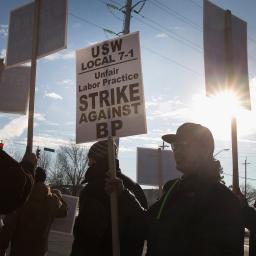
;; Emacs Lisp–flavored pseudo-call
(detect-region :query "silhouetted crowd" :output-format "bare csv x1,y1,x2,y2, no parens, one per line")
1,122,256,256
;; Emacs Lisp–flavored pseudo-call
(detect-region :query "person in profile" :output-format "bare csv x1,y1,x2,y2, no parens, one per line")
107,122,245,256
70,140,148,256
0,167,67,256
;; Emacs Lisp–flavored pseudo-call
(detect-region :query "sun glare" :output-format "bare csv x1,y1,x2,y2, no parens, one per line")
191,90,252,140
210,91,242,114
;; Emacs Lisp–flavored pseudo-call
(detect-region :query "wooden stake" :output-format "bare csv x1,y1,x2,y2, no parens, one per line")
26,0,41,154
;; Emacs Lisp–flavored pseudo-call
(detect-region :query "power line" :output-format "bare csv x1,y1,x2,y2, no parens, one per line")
69,13,105,31
69,11,202,76
133,12,202,52
69,6,255,76
134,16,202,53
150,0,256,48
108,0,256,62
142,46,202,77
149,0,202,31
97,0,124,21
69,12,118,36
105,0,203,53
109,0,124,6
106,0,256,58
223,172,256,181
186,0,202,9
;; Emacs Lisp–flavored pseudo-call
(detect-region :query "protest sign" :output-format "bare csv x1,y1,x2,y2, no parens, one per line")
76,32,147,143
6,0,67,67
137,147,181,186
204,0,251,109
0,66,30,114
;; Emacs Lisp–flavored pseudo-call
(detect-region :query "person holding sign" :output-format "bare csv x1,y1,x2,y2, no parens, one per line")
70,140,147,256
107,123,244,255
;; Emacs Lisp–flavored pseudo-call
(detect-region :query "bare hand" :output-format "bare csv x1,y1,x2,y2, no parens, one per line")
51,189,62,198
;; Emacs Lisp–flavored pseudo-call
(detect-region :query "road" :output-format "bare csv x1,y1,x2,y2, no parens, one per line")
48,232,73,256
47,232,250,256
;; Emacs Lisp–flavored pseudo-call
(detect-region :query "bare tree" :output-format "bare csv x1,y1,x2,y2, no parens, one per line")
49,143,88,196
240,184,256,206
48,166,66,187
37,150,52,170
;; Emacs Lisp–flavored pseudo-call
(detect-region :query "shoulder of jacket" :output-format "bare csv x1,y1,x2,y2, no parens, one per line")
163,179,179,193
212,182,234,196
120,173,135,187
207,182,240,207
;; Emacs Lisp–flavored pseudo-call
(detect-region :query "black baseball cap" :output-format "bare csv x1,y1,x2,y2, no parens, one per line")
162,122,215,155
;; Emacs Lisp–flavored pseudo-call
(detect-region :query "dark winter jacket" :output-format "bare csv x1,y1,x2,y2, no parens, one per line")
241,205,256,256
0,149,35,214
0,182,67,256
145,173,244,256
118,170,244,256
71,159,148,256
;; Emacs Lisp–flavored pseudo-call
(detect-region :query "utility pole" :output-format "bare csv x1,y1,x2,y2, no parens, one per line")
108,2,133,256
159,141,169,151
158,141,169,196
122,0,146,34
123,0,132,34
108,1,133,253
242,157,251,198
108,2,146,255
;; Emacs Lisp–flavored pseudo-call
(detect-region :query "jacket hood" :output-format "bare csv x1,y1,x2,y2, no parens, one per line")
82,159,121,184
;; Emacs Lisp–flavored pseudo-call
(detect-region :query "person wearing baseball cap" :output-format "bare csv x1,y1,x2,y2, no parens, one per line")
144,122,244,255
96,123,245,255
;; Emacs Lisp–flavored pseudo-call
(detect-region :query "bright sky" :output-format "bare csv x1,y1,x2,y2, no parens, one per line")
1,0,256,187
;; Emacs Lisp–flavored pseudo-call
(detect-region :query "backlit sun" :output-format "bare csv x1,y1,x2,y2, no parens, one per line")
190,90,252,140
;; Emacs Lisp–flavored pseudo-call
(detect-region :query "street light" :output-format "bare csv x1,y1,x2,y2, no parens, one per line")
214,148,230,157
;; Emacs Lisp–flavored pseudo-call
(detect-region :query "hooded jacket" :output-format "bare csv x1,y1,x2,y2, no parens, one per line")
71,159,148,256
0,182,67,256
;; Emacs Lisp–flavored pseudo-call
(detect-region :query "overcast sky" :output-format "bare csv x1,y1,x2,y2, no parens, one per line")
1,0,256,187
